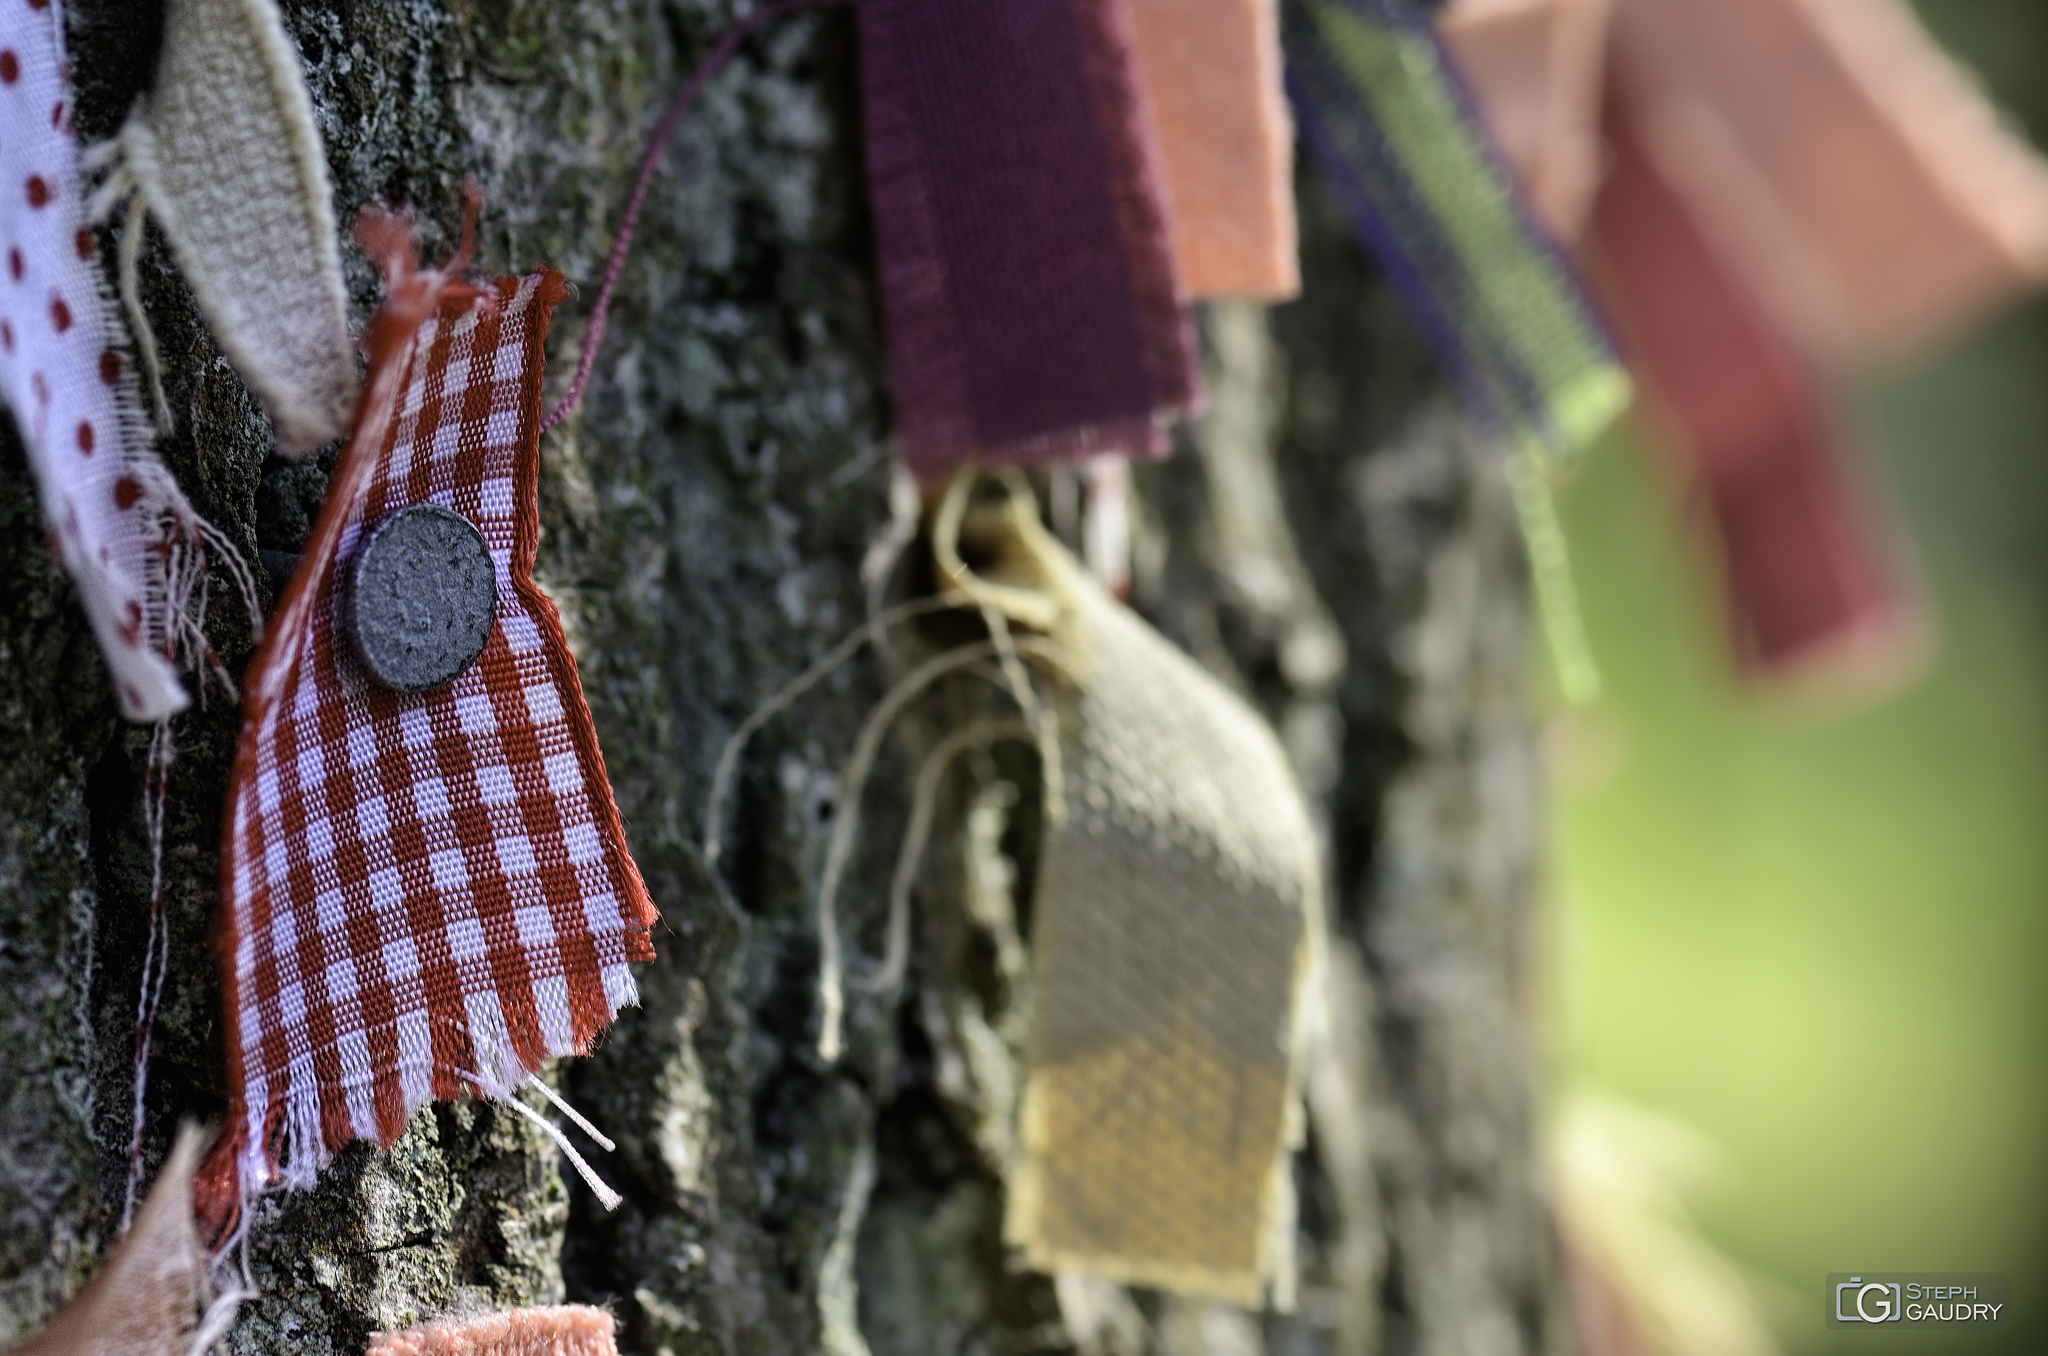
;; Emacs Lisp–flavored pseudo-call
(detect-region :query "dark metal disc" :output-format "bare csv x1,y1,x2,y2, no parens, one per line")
343,503,498,694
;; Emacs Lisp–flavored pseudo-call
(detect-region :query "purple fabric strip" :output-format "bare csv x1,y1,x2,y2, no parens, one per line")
860,0,1200,480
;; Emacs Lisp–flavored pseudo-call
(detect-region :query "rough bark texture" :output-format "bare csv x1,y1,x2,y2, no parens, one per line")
0,5,1568,1356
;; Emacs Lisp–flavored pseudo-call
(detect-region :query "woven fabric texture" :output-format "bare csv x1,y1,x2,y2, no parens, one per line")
367,1306,618,1356
1608,0,2048,361
117,0,356,453
859,0,1199,480
1284,0,1627,462
1590,109,1914,682
1437,0,1612,239
0,0,191,720
966,501,1318,1306
1125,0,1300,299
214,267,655,1201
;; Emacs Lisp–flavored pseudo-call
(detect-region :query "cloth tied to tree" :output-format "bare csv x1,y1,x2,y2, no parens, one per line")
1588,102,1916,680
0,0,217,720
1283,0,1628,465
366,1306,620,1356
1124,0,1302,300
933,479,1321,1306
857,0,1201,480
1436,0,2048,684
104,0,357,454
202,222,655,1230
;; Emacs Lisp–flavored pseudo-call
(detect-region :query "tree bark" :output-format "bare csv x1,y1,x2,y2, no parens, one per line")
0,4,1570,1355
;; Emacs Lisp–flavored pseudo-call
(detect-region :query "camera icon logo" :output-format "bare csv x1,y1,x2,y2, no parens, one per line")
1835,1277,1902,1323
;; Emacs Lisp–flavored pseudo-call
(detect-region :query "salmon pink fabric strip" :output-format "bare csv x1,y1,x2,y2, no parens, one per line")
207,246,655,1216
1590,111,1913,679
858,0,1199,480
1124,0,1300,299
1607,0,2048,360
367,1306,619,1356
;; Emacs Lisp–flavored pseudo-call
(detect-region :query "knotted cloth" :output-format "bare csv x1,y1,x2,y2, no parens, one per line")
943,484,1320,1306
1124,0,1301,299
858,0,1200,480
205,238,655,1221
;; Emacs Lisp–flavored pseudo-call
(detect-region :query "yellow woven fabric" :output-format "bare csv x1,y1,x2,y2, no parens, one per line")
952,488,1320,1306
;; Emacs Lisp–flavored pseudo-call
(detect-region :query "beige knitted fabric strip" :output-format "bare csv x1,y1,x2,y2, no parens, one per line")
944,483,1321,1307
366,1307,620,1356
115,0,355,454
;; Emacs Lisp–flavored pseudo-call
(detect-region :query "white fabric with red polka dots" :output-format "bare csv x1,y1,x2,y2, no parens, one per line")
0,0,187,719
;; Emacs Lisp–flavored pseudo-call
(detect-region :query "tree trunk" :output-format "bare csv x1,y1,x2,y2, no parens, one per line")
0,4,1570,1354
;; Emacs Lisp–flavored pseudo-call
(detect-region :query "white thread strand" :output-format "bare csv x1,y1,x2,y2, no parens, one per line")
526,1072,617,1153
117,190,174,435
122,721,177,1229
457,1070,623,1212
812,638,1067,1061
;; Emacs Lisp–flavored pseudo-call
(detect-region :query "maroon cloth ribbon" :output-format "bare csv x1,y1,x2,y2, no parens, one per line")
1590,108,1913,680
859,0,1200,480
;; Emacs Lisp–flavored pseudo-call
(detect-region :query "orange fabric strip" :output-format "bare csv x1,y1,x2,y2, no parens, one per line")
1125,0,1301,299
367,1306,619,1356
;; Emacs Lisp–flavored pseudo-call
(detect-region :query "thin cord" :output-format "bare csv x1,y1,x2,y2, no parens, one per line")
540,0,851,433
701,592,972,874
453,1068,623,1211
860,717,1032,998
122,720,175,1230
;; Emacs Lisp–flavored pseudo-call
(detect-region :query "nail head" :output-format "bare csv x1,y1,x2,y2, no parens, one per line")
344,503,497,694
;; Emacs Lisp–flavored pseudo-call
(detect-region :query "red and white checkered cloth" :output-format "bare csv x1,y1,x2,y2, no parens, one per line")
209,259,655,1210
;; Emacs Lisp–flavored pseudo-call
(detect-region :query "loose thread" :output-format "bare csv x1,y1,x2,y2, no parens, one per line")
123,718,176,1230
123,493,265,1231
701,592,974,875
527,1071,617,1153
454,1068,623,1212
116,188,174,437
861,717,1033,998
812,638,1070,1061
540,0,852,434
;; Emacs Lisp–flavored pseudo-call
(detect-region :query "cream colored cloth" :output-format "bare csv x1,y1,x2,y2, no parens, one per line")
1125,0,1301,299
113,0,357,452
366,1307,619,1356
943,482,1320,1306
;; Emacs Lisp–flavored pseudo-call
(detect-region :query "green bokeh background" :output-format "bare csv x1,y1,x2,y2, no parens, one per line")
1551,4,2048,1350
